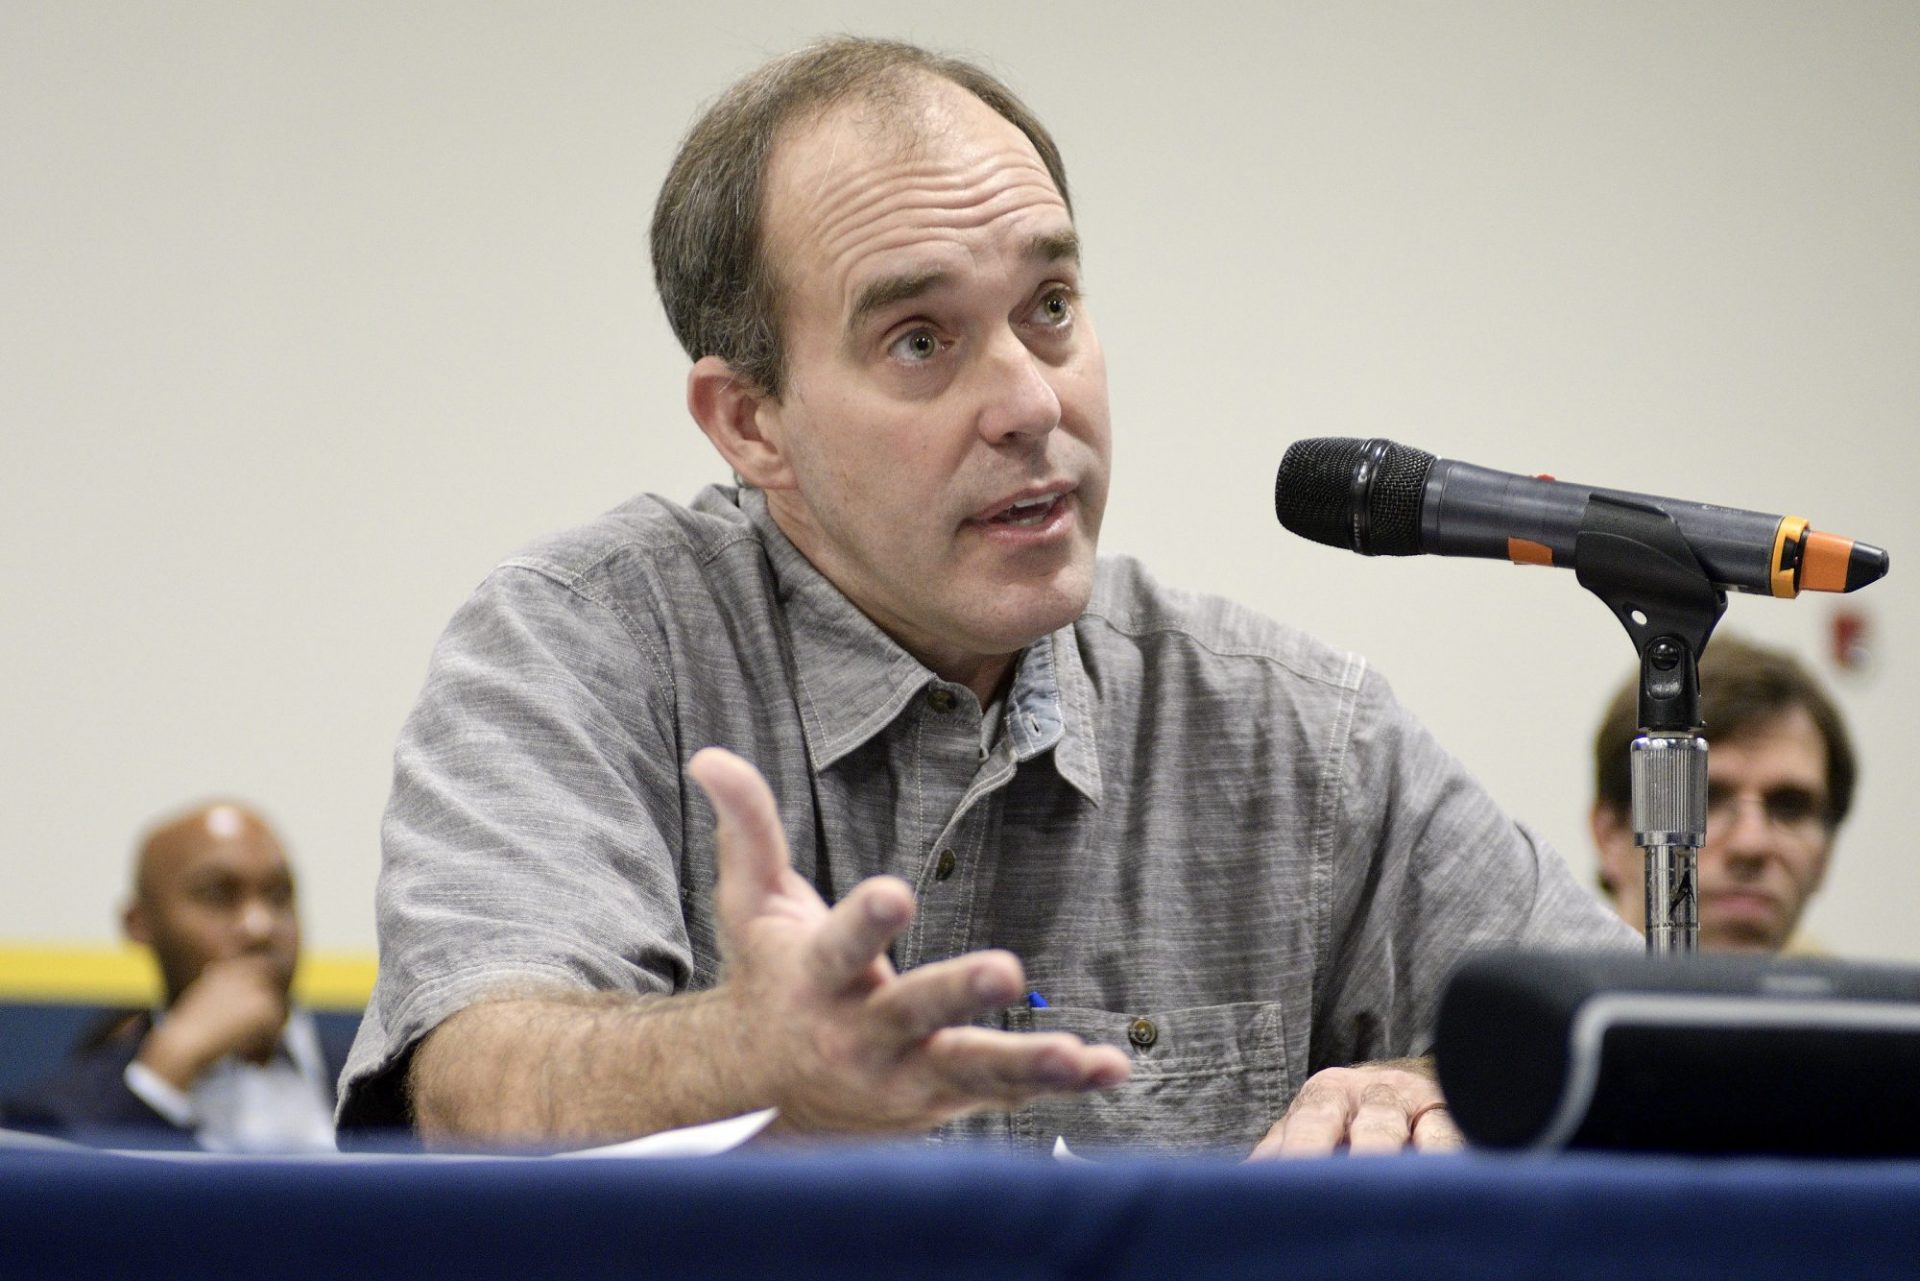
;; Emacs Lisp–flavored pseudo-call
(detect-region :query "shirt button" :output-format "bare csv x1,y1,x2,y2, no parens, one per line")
1127,1017,1158,1049
927,688,957,713
935,849,957,881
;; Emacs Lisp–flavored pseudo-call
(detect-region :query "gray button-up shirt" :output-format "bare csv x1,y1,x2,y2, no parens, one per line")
340,486,1632,1151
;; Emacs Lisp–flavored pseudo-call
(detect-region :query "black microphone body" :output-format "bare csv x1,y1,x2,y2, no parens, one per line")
1275,437,1888,598
1424,457,1788,594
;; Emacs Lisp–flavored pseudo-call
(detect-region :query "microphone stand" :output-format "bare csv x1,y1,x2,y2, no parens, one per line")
1575,496,1727,955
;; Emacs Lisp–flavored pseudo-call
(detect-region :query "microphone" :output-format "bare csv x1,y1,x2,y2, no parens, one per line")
1273,437,1889,597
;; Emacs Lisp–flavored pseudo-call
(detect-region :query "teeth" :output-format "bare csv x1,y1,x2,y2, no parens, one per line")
999,496,1055,525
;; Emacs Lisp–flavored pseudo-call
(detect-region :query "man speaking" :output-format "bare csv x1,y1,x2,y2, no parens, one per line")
338,36,1631,1155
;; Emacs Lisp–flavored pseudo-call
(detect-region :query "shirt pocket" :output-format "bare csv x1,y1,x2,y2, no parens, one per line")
1009,1000,1289,1156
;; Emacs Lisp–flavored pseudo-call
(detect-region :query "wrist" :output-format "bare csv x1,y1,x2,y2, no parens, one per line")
693,981,777,1114
135,1021,216,1091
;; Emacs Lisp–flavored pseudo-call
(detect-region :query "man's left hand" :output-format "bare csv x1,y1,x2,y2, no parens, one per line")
1248,1058,1463,1159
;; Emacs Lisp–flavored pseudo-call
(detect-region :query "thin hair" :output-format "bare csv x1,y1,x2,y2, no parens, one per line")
649,36,1071,399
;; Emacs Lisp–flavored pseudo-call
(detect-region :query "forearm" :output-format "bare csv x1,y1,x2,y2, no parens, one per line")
135,1023,222,1093
408,986,763,1148
403,750,1131,1147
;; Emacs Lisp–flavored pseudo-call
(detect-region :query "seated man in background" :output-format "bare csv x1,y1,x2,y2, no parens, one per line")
1,802,350,1150
1590,635,1858,953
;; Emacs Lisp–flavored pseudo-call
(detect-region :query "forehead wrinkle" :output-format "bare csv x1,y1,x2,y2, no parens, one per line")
801,144,1053,227
819,183,1073,324
819,176,1068,275
808,155,1062,262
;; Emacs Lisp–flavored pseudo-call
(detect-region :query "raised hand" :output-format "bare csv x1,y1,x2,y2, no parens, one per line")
692,746,1131,1134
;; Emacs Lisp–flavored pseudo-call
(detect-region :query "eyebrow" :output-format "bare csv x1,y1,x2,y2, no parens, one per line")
848,269,949,332
1027,229,1082,267
845,230,1083,333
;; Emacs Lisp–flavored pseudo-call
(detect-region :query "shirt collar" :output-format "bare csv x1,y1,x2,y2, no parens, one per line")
742,488,952,770
740,488,1102,802
1003,628,1104,806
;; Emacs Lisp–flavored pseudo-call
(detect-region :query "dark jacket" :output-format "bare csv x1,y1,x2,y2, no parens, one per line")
0,1010,357,1145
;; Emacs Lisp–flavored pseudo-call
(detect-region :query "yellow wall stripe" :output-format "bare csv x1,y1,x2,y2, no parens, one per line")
0,945,375,1010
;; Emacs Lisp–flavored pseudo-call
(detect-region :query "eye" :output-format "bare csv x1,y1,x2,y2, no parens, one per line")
1766,789,1823,826
190,881,240,910
887,327,942,363
1030,287,1075,329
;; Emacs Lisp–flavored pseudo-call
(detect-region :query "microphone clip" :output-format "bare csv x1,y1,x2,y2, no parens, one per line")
1573,494,1727,736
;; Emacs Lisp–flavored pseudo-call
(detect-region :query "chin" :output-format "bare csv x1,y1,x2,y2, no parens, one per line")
1702,930,1785,955
987,575,1095,648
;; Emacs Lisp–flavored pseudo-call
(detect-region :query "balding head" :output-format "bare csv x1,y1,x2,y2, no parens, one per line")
125,802,301,1005
650,35,1070,399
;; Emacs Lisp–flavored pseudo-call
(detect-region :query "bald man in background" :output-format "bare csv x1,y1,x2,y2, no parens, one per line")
0,803,351,1150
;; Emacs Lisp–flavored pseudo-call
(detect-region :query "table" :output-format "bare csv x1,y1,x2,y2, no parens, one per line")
5,1143,1919,1280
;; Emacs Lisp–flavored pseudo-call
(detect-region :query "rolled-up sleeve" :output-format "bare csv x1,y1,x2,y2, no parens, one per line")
338,560,687,1128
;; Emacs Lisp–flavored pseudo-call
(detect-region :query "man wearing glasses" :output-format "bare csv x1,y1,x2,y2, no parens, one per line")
1590,635,1858,953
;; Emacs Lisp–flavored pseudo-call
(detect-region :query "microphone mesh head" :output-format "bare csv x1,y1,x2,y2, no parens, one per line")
1274,438,1364,549
1274,437,1434,555
1362,440,1433,555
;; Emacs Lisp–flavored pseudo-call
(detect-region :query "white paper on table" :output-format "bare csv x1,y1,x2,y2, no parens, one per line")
562,1107,778,1159
91,1109,778,1164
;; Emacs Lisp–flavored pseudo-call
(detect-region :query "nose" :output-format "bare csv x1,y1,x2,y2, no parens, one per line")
237,898,278,946
1713,793,1780,861
975,331,1062,445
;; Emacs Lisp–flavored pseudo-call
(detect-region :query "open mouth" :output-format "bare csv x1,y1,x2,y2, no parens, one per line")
988,494,1065,527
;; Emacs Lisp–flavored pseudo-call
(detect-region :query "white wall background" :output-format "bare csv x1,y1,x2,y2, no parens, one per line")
4,2,1914,961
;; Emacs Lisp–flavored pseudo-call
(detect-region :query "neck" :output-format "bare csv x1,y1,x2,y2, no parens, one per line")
950,653,1018,708
761,491,1026,709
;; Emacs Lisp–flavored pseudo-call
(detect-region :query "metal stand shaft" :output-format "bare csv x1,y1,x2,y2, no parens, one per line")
1631,733,1707,954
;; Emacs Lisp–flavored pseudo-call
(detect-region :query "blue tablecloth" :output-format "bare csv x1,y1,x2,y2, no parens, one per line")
5,1143,1918,1280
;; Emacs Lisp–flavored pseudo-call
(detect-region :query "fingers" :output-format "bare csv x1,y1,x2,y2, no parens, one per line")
865,949,1024,1043
807,877,914,992
691,747,801,920
1346,1080,1426,1154
689,746,1136,1133
1411,1103,1465,1151
922,1026,1132,1107
1251,1075,1355,1159
1249,1065,1458,1160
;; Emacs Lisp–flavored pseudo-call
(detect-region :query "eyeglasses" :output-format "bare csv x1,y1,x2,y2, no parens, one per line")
1704,783,1830,844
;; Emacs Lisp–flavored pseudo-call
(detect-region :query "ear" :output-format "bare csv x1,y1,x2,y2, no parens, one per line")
686,356,796,490
1589,802,1635,891
123,900,151,947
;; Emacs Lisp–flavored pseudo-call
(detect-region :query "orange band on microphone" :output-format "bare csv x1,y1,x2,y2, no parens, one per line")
1800,530,1855,593
1770,516,1809,598
1507,537,1554,567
